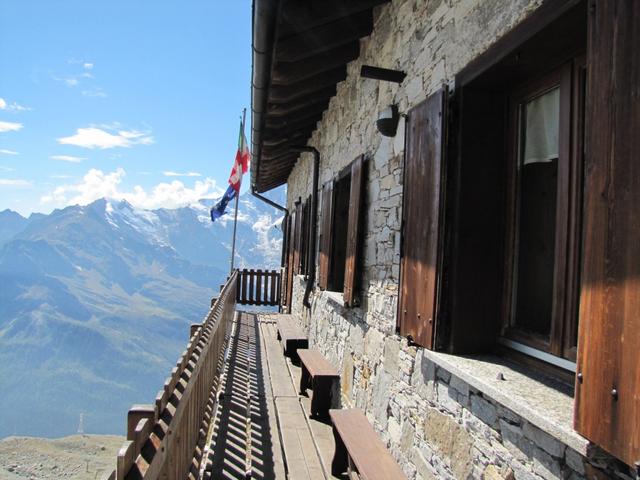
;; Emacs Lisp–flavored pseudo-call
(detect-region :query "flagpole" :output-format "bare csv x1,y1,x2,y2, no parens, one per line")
229,108,246,275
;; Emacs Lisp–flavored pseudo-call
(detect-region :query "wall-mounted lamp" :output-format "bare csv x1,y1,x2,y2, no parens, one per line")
376,105,400,137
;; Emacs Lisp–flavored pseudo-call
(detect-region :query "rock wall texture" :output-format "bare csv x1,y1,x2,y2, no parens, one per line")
284,0,632,478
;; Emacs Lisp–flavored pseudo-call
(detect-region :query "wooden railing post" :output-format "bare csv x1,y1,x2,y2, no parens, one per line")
256,269,263,306
249,269,255,305
241,268,248,304
127,405,155,441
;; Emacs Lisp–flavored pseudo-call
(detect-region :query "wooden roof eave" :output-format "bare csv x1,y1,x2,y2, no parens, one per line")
251,0,390,193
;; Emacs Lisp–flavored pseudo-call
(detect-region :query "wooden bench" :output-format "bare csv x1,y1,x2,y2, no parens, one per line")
298,349,340,418
329,408,408,480
276,314,308,362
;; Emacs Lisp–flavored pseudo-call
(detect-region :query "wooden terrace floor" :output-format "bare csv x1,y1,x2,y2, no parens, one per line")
202,312,341,480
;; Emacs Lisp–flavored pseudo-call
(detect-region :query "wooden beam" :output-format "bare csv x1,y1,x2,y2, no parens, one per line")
278,0,388,38
263,121,317,140
267,88,335,118
277,10,373,62
269,67,346,104
262,133,308,147
271,42,359,85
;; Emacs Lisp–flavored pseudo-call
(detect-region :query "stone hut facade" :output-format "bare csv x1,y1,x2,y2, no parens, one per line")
250,0,640,479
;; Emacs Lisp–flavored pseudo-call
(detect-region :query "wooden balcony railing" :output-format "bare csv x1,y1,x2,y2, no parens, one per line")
111,270,238,480
236,268,281,306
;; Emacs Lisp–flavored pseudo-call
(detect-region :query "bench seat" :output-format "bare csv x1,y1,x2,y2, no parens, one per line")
275,314,308,361
298,349,340,418
329,408,407,480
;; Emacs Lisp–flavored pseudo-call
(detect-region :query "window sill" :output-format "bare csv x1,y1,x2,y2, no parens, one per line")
423,349,590,456
323,290,345,306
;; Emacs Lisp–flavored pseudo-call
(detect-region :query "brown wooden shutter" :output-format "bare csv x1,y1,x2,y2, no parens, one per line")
343,155,365,306
398,87,447,349
574,1,640,466
300,197,308,275
318,181,334,290
281,214,291,307
293,202,302,274
285,209,297,308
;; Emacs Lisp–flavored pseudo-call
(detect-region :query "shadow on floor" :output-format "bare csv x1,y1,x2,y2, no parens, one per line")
205,314,277,480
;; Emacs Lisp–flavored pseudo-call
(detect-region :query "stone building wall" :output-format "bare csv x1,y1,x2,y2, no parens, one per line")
283,0,632,478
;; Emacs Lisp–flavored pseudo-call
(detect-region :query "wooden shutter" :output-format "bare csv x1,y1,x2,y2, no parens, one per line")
300,198,308,276
574,1,640,466
318,181,334,290
343,155,365,306
398,87,447,349
293,202,302,275
286,209,297,308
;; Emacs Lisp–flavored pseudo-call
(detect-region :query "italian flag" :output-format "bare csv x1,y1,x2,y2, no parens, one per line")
228,118,250,193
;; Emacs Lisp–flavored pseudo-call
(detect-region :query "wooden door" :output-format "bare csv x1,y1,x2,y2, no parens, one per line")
574,0,640,466
398,87,447,349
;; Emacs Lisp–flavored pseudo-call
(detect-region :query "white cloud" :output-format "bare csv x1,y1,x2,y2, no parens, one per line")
81,88,107,98
54,76,79,87
83,62,94,70
50,155,86,163
0,121,23,133
251,214,284,268
0,98,30,112
0,165,15,172
58,127,154,149
0,149,18,155
0,178,31,187
163,171,202,177
41,167,224,210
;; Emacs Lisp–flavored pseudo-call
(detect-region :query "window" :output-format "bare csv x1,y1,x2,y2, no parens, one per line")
411,2,589,371
501,58,585,363
318,155,365,306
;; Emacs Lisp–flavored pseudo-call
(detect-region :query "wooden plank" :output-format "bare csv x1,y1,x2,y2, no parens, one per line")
256,269,263,305
269,270,277,305
330,409,407,480
241,268,248,304
574,0,640,467
398,87,447,349
116,441,135,480
344,155,365,307
249,269,255,305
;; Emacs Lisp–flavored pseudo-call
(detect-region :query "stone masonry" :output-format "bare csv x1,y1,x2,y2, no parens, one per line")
283,0,633,478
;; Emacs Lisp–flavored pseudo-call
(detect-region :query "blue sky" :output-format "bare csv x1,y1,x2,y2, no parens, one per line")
0,0,253,216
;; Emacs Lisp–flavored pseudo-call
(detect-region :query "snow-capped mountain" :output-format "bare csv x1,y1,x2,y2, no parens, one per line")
0,190,284,438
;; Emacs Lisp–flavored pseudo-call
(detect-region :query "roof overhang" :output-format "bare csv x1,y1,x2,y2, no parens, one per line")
250,0,389,193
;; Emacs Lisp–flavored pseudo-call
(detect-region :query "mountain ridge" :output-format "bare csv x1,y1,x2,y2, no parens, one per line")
0,190,284,438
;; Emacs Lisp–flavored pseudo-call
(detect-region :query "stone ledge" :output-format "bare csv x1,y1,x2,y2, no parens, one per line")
323,290,345,306
422,349,591,456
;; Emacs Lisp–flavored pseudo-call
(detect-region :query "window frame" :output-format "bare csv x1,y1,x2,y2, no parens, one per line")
318,156,366,305
501,57,585,363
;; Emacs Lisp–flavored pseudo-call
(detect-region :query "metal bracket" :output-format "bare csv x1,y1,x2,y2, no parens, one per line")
360,65,407,83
